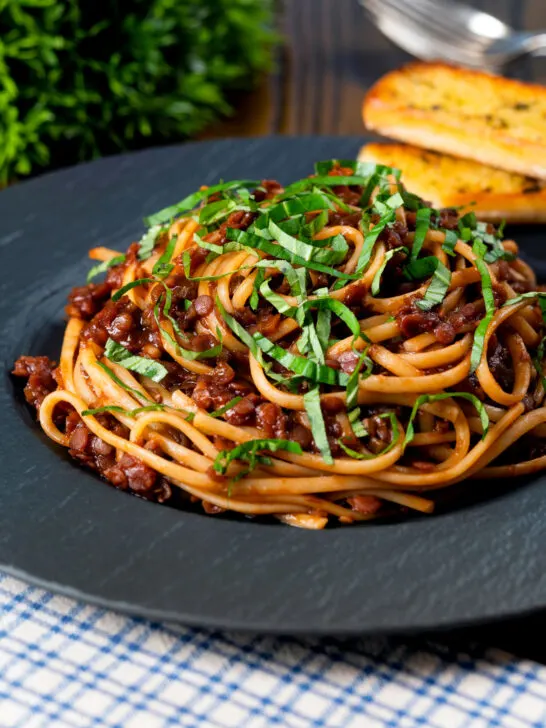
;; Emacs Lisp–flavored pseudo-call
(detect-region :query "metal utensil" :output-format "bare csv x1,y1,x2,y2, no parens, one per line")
360,0,546,70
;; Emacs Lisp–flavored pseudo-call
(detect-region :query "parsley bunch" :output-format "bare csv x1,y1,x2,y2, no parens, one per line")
0,0,275,184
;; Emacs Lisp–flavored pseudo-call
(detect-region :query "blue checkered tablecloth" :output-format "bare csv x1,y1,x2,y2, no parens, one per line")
1,573,546,727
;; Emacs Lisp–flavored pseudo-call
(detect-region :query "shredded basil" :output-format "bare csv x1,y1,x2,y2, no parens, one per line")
441,229,458,257
337,440,368,459
504,293,546,389
213,438,303,479
355,212,392,275
355,194,402,276
96,361,155,403
145,180,260,226
138,225,164,261
111,278,153,302
459,211,477,230
484,247,516,263
470,248,495,373
104,338,168,382
404,256,440,281
316,306,331,354
253,331,348,386
359,165,401,207
81,404,165,417
209,397,243,418
534,336,546,392
504,291,546,308
227,227,356,280
266,192,334,222
152,236,177,279
154,291,222,361
249,267,265,310
371,246,408,296
338,412,399,459
284,175,369,195
411,207,432,260
87,254,126,283
269,220,348,266
345,349,372,411
404,393,489,447
314,159,368,175
302,209,329,238
198,198,238,226
348,407,368,438
304,386,333,465
416,261,451,311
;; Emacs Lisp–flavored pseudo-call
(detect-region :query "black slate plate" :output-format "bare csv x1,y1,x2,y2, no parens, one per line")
2,136,546,635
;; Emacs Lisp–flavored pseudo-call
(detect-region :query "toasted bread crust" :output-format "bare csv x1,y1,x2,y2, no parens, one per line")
359,142,546,223
363,62,546,179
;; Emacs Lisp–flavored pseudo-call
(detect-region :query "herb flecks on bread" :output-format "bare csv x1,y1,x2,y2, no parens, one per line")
363,62,546,179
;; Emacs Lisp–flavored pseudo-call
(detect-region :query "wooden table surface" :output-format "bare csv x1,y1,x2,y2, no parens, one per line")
205,0,546,661
203,0,546,140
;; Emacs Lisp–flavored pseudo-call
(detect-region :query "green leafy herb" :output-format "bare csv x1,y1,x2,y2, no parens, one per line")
441,230,458,257
266,192,334,222
302,209,329,237
339,413,399,459
283,175,369,194
198,198,238,225
416,261,451,311
504,291,546,308
104,338,168,382
96,361,155,403
484,247,516,263
459,211,478,230
152,236,177,279
81,404,165,417
411,207,432,260
269,220,348,266
371,247,408,296
250,268,265,310
209,397,243,418
316,305,332,354
355,213,385,275
359,164,401,207
470,251,495,372
348,407,368,438
314,159,365,175
145,180,259,226
227,227,355,280
534,336,546,392
253,331,348,386
138,225,164,261
111,278,153,302
337,440,368,459
503,293,546,389
181,248,252,282
346,349,372,411
213,438,303,479
87,255,126,283
154,290,222,361
303,386,333,465
404,393,489,447
404,255,438,281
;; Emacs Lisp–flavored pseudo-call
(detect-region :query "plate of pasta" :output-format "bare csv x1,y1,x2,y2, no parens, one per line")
3,136,546,633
